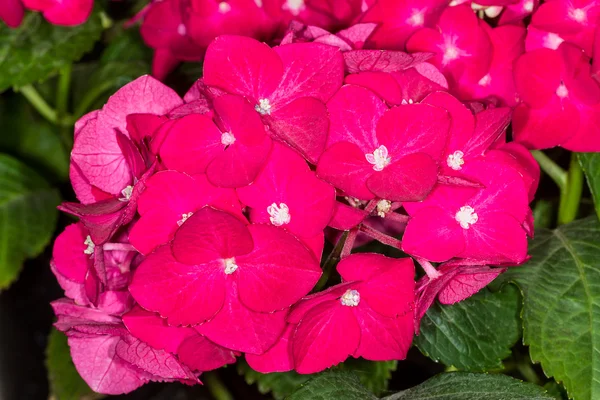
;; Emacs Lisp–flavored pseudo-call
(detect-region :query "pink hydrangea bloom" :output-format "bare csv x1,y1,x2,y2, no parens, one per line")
237,142,336,258
160,94,273,187
513,43,600,151
129,207,321,352
402,158,530,264
22,0,93,26
287,254,414,374
202,35,344,162
317,84,450,201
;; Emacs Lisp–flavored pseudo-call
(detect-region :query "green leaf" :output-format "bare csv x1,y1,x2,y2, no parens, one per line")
497,217,600,400
0,154,59,289
238,361,311,400
238,358,396,399
0,13,103,92
338,359,396,396
46,328,100,400
579,153,600,220
287,370,377,400
382,373,554,400
415,285,521,371
0,95,69,181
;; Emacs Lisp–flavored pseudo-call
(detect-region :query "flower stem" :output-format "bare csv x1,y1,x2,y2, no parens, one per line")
341,228,358,258
557,153,583,225
203,371,234,400
56,64,71,118
359,224,402,250
102,243,137,252
74,81,115,119
19,85,58,125
531,150,567,191
314,231,348,292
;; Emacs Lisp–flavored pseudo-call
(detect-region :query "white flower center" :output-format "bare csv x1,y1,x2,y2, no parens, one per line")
401,98,414,105
523,0,534,12
408,10,424,26
254,0,263,6
83,235,95,255
340,289,360,307
365,145,391,171
267,203,291,226
484,5,503,18
255,98,272,115
221,131,236,146
556,84,569,98
543,32,564,49
569,8,586,22
478,73,492,86
447,150,465,170
283,0,305,15
218,1,231,13
119,185,134,202
376,199,392,218
455,206,478,229
443,45,460,64
177,212,194,227
177,23,186,36
224,258,238,274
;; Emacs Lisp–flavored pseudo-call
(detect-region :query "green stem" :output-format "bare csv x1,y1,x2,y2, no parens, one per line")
557,153,584,225
531,150,567,191
313,231,348,292
56,64,71,118
19,85,58,125
516,362,541,386
203,371,234,400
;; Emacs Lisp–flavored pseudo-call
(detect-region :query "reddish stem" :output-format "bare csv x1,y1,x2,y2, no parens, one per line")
414,256,441,279
359,224,403,250
103,243,137,252
341,228,359,258
384,212,409,225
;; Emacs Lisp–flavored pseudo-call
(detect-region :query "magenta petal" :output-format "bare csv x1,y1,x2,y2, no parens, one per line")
344,72,403,105
52,223,91,283
292,300,360,374
464,107,511,158
402,207,465,262
68,335,147,395
115,336,197,382
236,224,321,312
196,280,287,354
317,142,375,201
366,153,439,202
343,50,417,73
329,201,369,230
129,246,226,326
422,91,475,152
326,84,388,151
376,103,450,160
271,42,344,104
204,35,283,100
122,306,196,353
352,306,413,361
246,325,294,373
0,0,24,27
287,282,356,324
514,49,563,108
461,212,528,264
172,207,253,265
265,96,329,164
160,114,223,175
338,254,415,318
177,334,237,372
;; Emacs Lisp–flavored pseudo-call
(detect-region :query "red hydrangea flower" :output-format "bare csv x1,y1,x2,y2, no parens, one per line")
406,5,493,93
129,171,242,255
22,0,93,26
53,300,198,395
129,207,321,353
160,94,273,187
286,254,414,374
360,0,447,50
317,84,450,201
402,158,530,264
202,35,344,162
513,43,600,151
0,0,24,27
236,142,336,258
264,0,363,33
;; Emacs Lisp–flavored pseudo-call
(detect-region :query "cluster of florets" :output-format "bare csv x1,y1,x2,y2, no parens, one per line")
0,0,93,27
51,25,542,394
